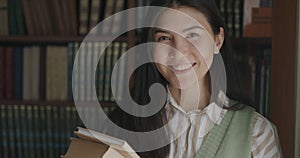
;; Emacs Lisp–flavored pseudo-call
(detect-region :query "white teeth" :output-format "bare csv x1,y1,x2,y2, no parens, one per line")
171,64,193,71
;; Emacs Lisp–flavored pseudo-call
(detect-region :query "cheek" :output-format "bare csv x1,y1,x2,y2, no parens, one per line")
193,42,215,70
153,47,168,64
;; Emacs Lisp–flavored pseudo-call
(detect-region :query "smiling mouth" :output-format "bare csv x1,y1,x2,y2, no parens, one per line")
169,63,197,73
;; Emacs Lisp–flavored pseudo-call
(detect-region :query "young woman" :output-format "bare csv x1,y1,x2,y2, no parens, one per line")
107,0,282,157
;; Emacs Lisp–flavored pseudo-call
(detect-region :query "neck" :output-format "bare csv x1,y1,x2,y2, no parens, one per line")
169,75,211,112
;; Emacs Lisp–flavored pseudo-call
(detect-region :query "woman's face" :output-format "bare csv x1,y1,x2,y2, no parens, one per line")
153,6,224,89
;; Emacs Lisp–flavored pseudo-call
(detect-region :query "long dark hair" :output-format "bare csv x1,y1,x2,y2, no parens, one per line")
108,0,249,157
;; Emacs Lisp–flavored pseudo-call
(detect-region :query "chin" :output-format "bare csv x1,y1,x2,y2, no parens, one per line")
170,79,197,90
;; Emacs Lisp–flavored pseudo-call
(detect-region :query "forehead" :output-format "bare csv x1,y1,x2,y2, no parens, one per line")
154,6,213,35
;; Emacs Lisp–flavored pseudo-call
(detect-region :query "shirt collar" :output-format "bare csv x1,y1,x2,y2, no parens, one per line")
166,88,228,125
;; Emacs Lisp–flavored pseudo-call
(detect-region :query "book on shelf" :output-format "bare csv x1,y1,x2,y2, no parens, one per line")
62,127,140,158
0,0,9,35
79,0,89,35
46,46,68,101
214,0,243,38
22,46,40,100
89,0,103,32
0,47,4,99
0,41,127,101
111,0,125,34
4,47,13,100
101,0,115,35
243,0,272,37
1,0,134,36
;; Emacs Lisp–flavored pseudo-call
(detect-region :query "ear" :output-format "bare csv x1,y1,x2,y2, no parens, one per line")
214,27,225,54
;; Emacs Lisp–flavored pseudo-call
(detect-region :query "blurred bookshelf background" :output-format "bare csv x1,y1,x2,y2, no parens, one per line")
0,0,284,157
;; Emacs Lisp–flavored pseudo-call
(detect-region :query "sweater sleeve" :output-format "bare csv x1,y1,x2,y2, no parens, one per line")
251,112,282,158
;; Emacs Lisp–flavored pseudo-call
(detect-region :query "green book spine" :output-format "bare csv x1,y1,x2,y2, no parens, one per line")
13,105,23,158
7,105,16,158
33,105,42,157
46,105,54,158
1,105,9,158
39,105,48,158
19,105,28,158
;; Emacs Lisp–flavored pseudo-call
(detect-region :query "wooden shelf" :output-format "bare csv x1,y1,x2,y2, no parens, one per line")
0,100,117,107
0,35,130,44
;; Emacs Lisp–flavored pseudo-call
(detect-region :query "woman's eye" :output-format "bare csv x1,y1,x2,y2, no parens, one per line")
186,33,199,38
156,36,171,42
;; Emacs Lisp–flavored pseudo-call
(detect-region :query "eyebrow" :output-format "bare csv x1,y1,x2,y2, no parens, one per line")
182,26,204,32
154,29,169,34
154,25,204,34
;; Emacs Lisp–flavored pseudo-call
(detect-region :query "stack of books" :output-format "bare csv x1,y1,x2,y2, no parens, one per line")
62,127,140,158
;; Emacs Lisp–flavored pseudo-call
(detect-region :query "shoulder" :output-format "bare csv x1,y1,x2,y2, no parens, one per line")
251,112,282,158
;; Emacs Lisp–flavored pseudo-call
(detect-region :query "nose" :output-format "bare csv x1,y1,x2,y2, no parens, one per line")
170,36,191,58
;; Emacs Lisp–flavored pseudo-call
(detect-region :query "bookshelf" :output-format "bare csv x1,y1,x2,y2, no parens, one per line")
0,0,282,157
0,0,135,157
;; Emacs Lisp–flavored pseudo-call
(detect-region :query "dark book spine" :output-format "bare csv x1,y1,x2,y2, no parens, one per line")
13,105,23,157
67,43,74,100
0,105,9,158
8,0,17,35
5,47,14,100
14,47,23,100
0,47,5,100
39,46,46,100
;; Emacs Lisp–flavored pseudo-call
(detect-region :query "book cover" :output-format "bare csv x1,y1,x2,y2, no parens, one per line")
39,105,48,158
104,44,113,101
101,0,114,35
15,0,26,34
4,47,14,100
22,47,32,100
0,105,9,158
225,0,234,37
85,42,93,101
0,47,5,99
243,0,272,37
13,46,23,100
21,0,35,35
26,106,35,158
30,46,40,100
8,0,17,35
62,127,140,158
7,105,16,158
19,105,28,158
33,0,48,35
117,42,128,101
69,0,78,35
39,46,46,100
233,0,243,38
79,0,89,35
78,42,87,101
97,42,106,101
91,42,100,101
52,0,65,35
67,43,75,100
46,46,68,101
111,42,120,101
0,0,9,35
89,0,102,31
39,0,53,35
243,0,260,33
13,105,23,158
111,0,125,34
